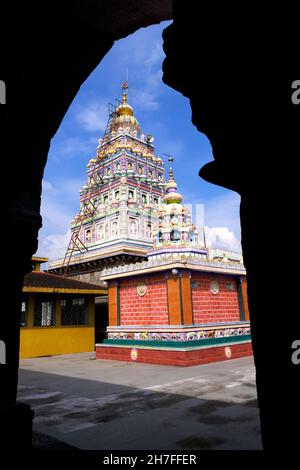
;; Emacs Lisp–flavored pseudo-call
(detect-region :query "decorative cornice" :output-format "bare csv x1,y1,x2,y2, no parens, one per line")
100,251,246,280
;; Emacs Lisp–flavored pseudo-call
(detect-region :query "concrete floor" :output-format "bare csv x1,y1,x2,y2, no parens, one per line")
18,354,262,450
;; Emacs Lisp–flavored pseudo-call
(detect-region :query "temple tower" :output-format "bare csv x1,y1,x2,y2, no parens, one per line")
50,83,166,278
153,156,200,249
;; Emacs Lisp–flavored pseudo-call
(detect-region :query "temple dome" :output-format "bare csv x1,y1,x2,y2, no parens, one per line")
166,180,178,190
110,87,140,134
164,191,183,204
116,93,134,116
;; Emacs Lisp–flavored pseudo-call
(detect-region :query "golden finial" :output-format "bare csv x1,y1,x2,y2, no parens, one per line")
164,154,174,180
121,80,128,103
115,80,134,116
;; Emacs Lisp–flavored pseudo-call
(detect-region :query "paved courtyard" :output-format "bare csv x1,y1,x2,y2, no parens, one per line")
18,354,262,450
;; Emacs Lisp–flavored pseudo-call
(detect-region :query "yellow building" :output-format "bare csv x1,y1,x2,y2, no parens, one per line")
20,257,106,358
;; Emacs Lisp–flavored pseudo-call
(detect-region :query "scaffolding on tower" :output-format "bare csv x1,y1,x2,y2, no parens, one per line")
59,99,120,275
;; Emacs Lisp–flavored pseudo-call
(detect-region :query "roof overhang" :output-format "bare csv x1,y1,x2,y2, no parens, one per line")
100,261,246,281
22,287,107,295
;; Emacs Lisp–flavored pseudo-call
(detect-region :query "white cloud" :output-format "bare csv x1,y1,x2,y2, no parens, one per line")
75,101,108,132
42,179,53,192
131,89,160,110
40,198,73,234
54,177,85,203
40,178,83,232
127,43,164,110
37,177,83,260
204,226,241,252
144,42,165,70
49,136,98,160
117,26,167,113
186,191,242,252
37,230,71,261
204,191,241,241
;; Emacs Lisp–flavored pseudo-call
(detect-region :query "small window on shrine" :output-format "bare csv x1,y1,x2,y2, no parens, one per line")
97,224,104,240
130,219,138,235
34,296,55,327
61,297,88,326
103,195,108,204
85,228,91,243
127,161,133,170
170,230,180,241
158,231,163,242
128,190,134,200
111,221,118,236
20,298,28,327
146,224,152,238
115,191,120,200
154,198,158,206
142,194,147,204
138,166,143,175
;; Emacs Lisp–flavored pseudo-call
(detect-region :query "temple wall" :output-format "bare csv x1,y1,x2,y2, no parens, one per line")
191,273,240,324
100,270,250,366
114,271,244,327
119,274,169,326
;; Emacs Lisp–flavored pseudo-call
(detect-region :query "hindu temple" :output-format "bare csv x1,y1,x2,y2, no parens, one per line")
49,83,251,366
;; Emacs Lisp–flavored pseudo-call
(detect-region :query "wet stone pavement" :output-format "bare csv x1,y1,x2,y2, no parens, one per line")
18,354,262,450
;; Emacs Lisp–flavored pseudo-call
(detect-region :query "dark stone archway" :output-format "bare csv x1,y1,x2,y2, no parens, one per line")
0,0,172,448
162,1,300,450
1,0,299,451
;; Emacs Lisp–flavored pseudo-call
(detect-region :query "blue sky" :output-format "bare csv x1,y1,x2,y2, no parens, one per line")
37,21,241,260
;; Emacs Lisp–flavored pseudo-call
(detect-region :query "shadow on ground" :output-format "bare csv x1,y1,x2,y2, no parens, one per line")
18,366,262,450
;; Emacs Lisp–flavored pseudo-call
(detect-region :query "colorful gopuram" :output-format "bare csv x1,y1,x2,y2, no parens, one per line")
96,159,251,366
49,83,166,280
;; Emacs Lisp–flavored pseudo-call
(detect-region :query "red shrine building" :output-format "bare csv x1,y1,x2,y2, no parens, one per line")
96,159,251,366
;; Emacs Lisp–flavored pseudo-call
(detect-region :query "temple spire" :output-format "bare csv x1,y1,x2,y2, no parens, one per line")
153,155,199,248
121,80,129,103
167,155,174,181
109,81,140,133
163,155,183,204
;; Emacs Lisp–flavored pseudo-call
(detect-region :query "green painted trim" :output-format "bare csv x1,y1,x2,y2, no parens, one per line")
102,334,251,349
